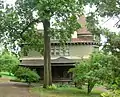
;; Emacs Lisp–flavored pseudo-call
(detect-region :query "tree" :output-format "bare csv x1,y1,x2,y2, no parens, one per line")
0,0,84,88
100,32,120,89
69,52,117,94
0,6,44,56
84,0,120,38
87,0,120,89
81,0,120,90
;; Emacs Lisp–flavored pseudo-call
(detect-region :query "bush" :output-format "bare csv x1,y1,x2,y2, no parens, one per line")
47,84,57,90
14,67,40,85
0,53,19,74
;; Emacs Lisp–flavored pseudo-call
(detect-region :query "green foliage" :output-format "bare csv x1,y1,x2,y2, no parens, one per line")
86,0,120,17
0,52,19,74
47,84,57,90
69,52,116,94
14,67,40,85
81,0,120,93
57,83,70,88
106,77,120,90
102,32,120,57
0,0,85,52
0,5,44,55
0,72,14,77
101,90,120,97
100,32,120,89
13,0,84,53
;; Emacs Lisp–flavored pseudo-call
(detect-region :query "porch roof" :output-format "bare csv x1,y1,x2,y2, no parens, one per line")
20,56,89,66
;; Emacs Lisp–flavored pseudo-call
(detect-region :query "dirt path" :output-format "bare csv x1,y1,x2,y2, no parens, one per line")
0,82,39,97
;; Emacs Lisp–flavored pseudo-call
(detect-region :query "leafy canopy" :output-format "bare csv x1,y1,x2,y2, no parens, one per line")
0,0,85,54
15,0,83,41
69,52,118,93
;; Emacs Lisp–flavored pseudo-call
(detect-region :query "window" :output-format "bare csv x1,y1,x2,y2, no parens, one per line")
63,46,70,56
51,46,70,56
65,48,70,56
55,48,60,55
60,47,64,56
51,48,54,55
0,1,4,9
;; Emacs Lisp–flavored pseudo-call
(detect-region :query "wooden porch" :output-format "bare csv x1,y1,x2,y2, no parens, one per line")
19,56,80,82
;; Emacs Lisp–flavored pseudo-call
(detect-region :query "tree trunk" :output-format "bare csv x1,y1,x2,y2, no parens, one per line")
87,80,95,94
43,19,52,88
88,82,91,94
48,36,52,85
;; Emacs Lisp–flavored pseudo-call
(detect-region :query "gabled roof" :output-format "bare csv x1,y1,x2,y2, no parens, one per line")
51,57,75,63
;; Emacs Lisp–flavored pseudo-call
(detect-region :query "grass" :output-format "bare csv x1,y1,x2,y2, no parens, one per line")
0,71,27,83
0,72,14,76
31,86,104,97
0,71,17,82
0,72,16,79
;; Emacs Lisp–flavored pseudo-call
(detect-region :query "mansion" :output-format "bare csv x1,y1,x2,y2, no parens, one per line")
20,16,98,81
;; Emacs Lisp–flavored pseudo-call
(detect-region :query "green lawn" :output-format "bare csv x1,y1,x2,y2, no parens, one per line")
31,86,104,97
0,72,18,83
0,72,16,79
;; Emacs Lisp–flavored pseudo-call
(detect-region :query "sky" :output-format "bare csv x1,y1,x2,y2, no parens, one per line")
100,17,119,32
4,0,15,5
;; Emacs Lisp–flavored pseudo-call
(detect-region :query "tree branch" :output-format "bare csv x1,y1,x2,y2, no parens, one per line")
20,18,42,40
102,17,113,25
116,1,120,6
114,15,120,28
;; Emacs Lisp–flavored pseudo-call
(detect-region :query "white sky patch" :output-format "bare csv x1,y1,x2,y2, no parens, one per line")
36,23,43,30
99,17,120,32
85,5,120,33
4,0,16,5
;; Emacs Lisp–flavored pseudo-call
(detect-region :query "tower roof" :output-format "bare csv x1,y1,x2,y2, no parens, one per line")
77,16,91,35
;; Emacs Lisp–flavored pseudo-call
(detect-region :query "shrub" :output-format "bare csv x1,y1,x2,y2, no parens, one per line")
47,84,57,90
14,67,40,85
0,53,19,74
